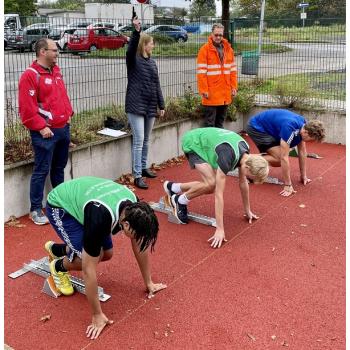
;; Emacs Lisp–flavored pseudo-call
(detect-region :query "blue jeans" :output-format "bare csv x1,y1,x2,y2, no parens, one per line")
127,113,155,178
30,124,70,211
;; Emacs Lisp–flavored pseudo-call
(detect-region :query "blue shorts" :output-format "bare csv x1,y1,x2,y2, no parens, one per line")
46,203,113,262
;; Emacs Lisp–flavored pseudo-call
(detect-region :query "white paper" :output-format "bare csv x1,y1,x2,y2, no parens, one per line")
97,128,127,138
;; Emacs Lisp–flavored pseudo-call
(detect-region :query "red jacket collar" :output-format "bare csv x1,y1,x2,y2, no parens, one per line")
31,60,59,75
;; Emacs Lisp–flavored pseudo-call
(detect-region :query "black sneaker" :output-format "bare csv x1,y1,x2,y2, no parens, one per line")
171,194,188,224
163,180,175,196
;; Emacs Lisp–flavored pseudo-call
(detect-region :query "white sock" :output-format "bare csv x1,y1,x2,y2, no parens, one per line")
171,183,182,194
178,194,189,205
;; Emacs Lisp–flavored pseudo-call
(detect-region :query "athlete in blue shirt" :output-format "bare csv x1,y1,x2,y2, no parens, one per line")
247,109,325,196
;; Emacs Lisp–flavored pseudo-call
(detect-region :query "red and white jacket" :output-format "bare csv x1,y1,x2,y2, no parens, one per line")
18,61,73,131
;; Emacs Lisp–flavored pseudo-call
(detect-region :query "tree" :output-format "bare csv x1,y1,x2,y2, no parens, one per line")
5,0,37,15
233,0,346,19
189,0,216,21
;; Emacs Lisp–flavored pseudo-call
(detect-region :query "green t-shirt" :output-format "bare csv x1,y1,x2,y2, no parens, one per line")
182,127,249,170
47,176,137,226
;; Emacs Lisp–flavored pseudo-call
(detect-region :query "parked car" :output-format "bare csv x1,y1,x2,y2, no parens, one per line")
68,28,128,53
118,24,151,36
55,28,78,51
7,25,51,52
48,25,67,41
144,25,188,42
87,22,120,30
67,21,92,29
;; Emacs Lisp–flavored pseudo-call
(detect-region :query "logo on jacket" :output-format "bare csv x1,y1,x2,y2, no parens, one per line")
44,78,52,85
29,90,35,96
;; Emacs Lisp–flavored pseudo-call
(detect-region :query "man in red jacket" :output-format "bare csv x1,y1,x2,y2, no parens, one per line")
197,23,237,128
18,38,74,225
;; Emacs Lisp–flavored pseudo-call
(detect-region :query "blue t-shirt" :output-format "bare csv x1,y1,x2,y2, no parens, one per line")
249,109,306,148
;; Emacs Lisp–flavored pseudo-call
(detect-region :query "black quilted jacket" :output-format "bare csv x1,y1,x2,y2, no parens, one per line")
125,30,164,118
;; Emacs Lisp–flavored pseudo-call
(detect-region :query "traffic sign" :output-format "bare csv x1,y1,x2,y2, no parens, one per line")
297,2,309,8
136,0,149,3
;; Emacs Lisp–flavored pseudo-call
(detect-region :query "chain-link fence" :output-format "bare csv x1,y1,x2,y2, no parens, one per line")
232,18,345,110
4,16,345,164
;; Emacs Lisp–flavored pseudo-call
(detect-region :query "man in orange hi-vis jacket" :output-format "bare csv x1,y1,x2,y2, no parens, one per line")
197,23,237,128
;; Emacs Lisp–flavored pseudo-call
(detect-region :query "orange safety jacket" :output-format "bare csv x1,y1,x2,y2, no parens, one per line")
197,36,237,106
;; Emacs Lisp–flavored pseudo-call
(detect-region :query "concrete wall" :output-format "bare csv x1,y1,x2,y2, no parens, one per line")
4,118,242,220
4,107,344,220
243,107,346,145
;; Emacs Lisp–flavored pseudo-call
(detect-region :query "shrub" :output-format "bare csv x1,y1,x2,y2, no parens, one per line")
272,80,314,109
233,87,256,114
152,34,175,44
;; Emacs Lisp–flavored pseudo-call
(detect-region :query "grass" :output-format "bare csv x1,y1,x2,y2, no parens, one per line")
86,41,290,58
234,23,345,43
253,72,345,101
4,91,202,165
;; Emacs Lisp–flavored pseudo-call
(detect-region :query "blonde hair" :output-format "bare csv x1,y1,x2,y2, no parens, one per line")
245,154,269,184
137,33,153,57
212,23,224,32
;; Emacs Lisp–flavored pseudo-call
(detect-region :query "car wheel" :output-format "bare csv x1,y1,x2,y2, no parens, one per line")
177,37,185,43
90,45,97,53
63,43,68,52
19,47,25,53
31,41,36,52
4,40,7,49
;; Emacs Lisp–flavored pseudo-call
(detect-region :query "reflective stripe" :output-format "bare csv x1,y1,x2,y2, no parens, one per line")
230,67,237,72
51,208,82,262
207,71,221,76
207,64,221,69
197,69,207,74
224,64,232,68
27,67,39,75
39,107,53,120
197,63,208,68
223,70,231,74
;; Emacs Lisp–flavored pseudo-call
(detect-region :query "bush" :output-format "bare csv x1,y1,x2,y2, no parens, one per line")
152,34,175,44
272,80,314,109
233,86,256,114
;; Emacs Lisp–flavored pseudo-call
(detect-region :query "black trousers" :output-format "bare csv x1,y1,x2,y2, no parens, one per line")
202,105,228,128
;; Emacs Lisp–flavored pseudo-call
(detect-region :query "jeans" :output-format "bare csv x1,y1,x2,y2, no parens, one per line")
127,113,155,178
30,124,70,211
202,105,228,128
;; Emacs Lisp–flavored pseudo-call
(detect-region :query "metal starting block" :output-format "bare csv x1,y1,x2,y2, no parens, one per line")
8,256,111,302
227,168,284,185
150,196,216,227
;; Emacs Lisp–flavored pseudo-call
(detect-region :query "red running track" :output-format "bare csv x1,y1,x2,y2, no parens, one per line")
4,141,345,350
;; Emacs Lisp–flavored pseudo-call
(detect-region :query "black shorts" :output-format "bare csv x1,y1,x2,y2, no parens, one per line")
185,152,206,169
246,124,280,153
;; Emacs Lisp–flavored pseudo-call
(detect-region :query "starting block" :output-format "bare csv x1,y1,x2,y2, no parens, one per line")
8,256,111,302
42,275,61,298
150,196,216,227
227,169,284,185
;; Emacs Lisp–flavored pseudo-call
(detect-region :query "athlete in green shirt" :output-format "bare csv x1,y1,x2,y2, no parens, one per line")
44,176,166,339
163,128,269,248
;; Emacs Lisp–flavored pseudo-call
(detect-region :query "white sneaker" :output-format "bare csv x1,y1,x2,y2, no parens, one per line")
29,210,49,225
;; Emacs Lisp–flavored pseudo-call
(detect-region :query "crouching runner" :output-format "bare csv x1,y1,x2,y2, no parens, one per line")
44,176,167,339
164,127,269,249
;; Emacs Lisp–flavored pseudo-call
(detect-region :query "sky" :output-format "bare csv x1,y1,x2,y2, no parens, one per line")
153,0,221,16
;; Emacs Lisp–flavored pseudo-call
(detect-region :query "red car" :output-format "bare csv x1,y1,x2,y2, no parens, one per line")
68,28,128,53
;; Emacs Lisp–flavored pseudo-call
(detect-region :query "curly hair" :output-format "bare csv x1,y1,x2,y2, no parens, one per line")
123,202,159,252
304,120,325,142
